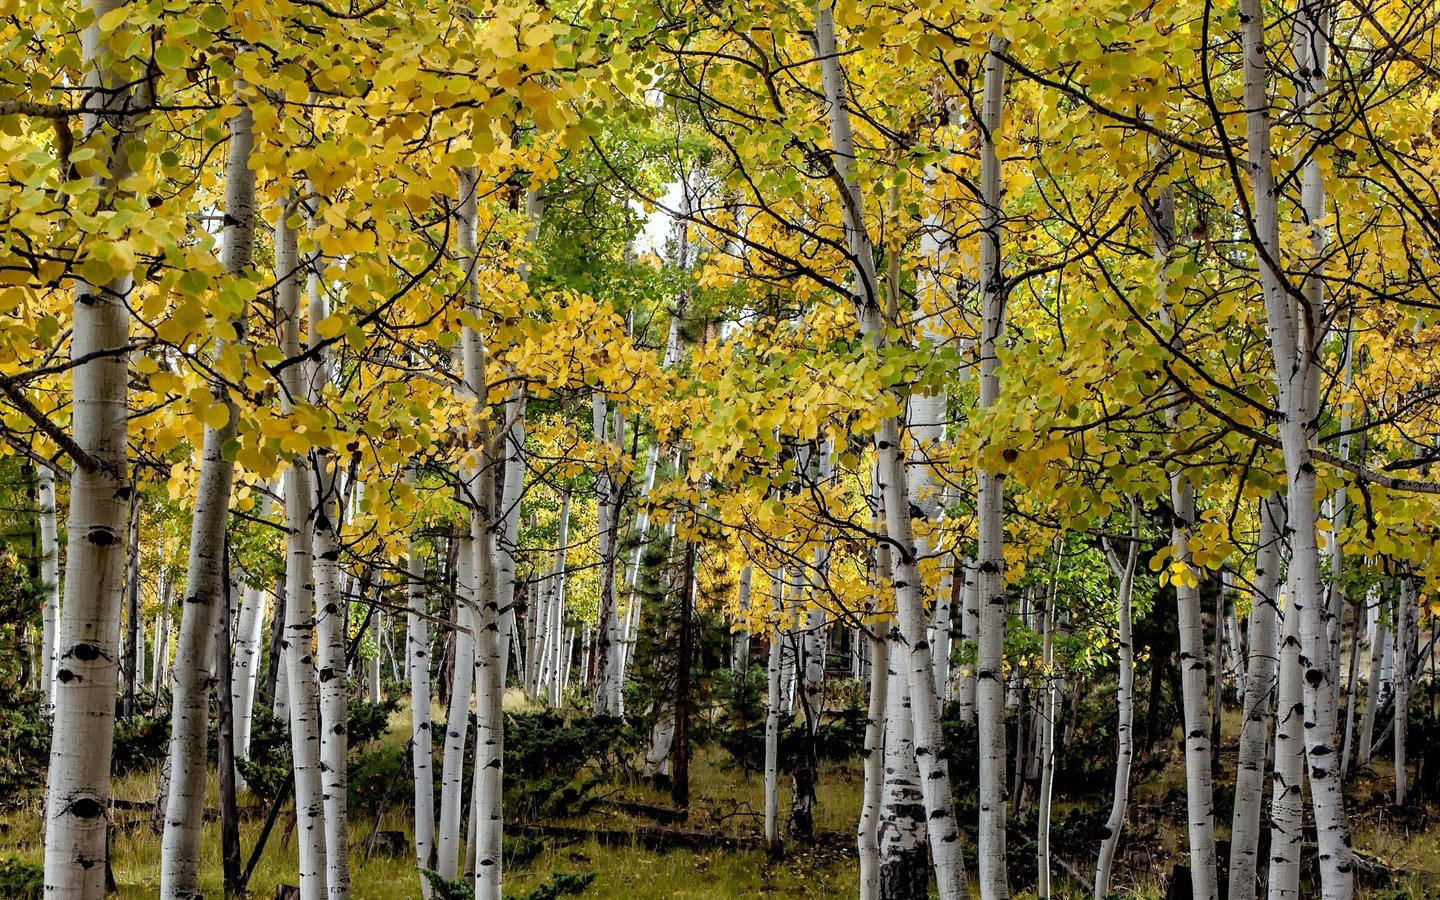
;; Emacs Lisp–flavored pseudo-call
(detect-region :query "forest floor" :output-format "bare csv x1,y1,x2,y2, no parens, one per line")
3,696,1439,898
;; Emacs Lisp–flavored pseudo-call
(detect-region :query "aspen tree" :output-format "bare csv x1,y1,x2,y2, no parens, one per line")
278,205,328,900
37,464,59,709
974,36,1011,900
43,1,145,893
809,8,969,894
160,88,257,900
1228,497,1283,900
1240,3,1353,890
1094,501,1139,899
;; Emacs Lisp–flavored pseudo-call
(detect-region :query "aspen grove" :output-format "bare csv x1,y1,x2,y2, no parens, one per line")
2,0,1440,898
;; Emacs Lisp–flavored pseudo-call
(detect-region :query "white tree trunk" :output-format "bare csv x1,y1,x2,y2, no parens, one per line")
1269,589,1304,900
1359,588,1387,766
277,205,327,900
545,491,571,708
42,3,141,894
306,257,350,900
152,567,172,698
38,464,60,711
763,569,783,848
858,625,888,900
879,628,928,900
471,504,505,900
973,36,1011,900
1241,3,1353,891
1094,502,1140,899
807,11,971,896
1228,496,1283,900
406,535,436,899
593,393,625,716
1170,457,1218,900
732,565,753,675
232,507,272,766
1394,578,1414,806
1036,599,1057,900
496,393,527,690
159,89,256,899
436,543,475,882
957,559,978,724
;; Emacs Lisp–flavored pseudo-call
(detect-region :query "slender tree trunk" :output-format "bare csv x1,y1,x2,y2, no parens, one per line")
672,542,696,811
973,36,1011,900
957,559,978,724
879,626,928,900
763,569,783,849
1095,502,1140,899
436,542,475,881
593,393,626,717
732,565,753,675
1037,581,1057,900
1240,3,1353,893
40,5,144,891
1340,584,1366,778
216,568,243,897
38,464,60,711
1269,589,1305,900
1228,496,1283,900
123,491,141,717
406,533,436,898
1359,588,1387,767
158,95,256,897
277,204,327,900
546,491,571,708
1395,577,1414,806
232,493,273,766
808,12,970,896
858,625,888,900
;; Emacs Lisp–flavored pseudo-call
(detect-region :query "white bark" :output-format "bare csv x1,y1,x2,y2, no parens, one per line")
406,534,435,899
957,559,978,724
159,89,256,899
879,628,928,900
805,10,971,896
763,569,783,848
233,501,272,765
545,491,571,707
1394,578,1414,806
1094,502,1140,899
593,393,625,716
1037,611,1057,900
1241,2,1353,890
1228,496,1283,900
858,626,887,900
38,465,60,711
1269,589,1304,900
278,204,327,900
496,393,527,691
1359,589,1387,766
974,36,1010,900
436,541,475,882
732,565,753,675
42,2,142,894
305,222,350,900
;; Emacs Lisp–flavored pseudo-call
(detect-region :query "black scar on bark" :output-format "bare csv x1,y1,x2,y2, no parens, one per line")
69,796,105,819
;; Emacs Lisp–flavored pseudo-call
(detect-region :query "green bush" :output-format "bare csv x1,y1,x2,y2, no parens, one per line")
0,690,48,801
0,856,43,900
113,712,170,776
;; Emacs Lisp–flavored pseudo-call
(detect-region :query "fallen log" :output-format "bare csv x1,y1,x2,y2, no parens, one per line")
596,799,688,824
514,823,763,852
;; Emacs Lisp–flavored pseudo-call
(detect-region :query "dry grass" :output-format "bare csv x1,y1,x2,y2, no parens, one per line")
3,699,1438,898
